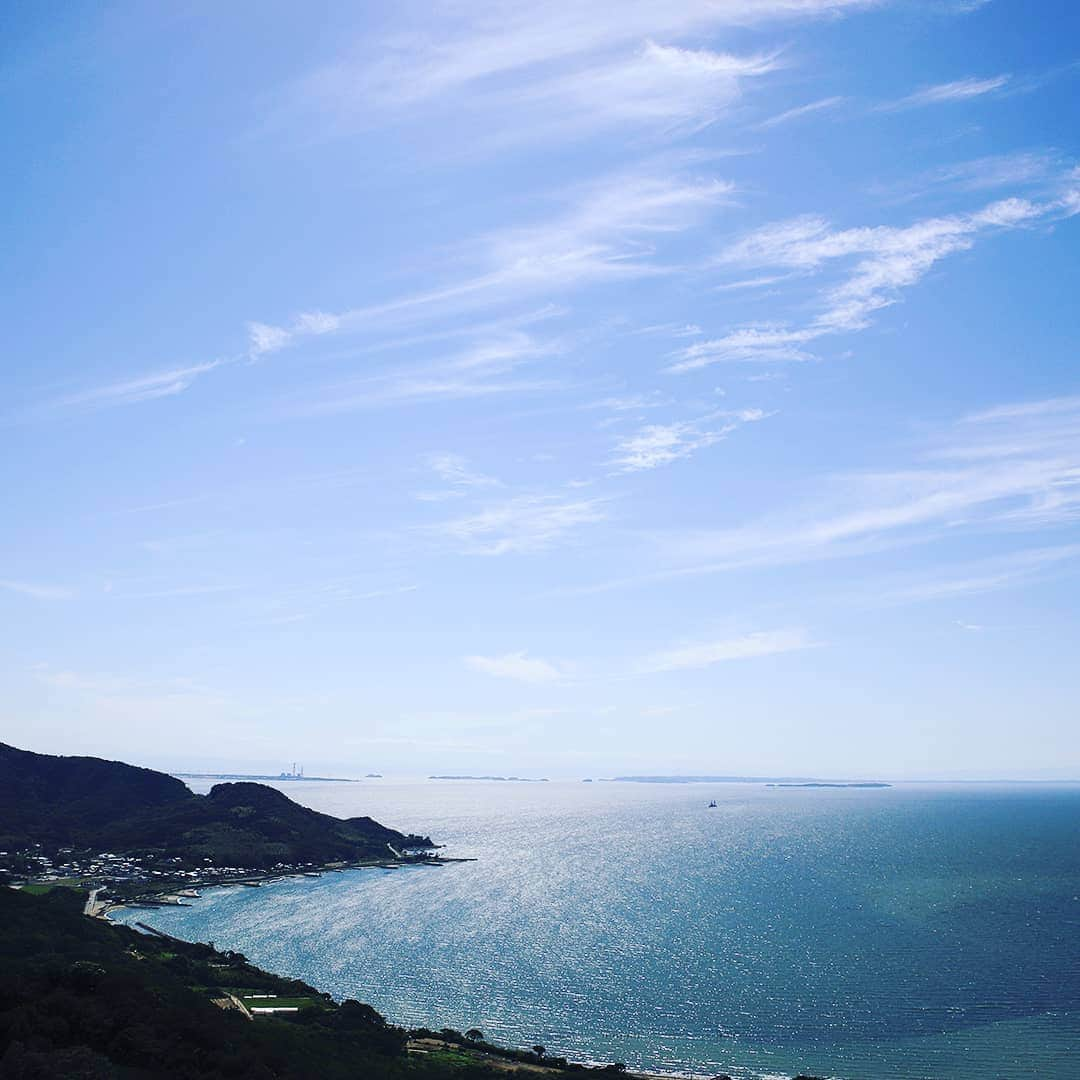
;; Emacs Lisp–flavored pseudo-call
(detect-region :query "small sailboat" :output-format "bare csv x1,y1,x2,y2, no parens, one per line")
708,799,717,808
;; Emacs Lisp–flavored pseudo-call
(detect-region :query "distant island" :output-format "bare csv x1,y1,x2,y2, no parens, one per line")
767,782,892,789
430,775,550,782
610,775,890,786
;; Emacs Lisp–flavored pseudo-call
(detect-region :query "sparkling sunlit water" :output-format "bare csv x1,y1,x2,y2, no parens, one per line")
112,780,1080,1079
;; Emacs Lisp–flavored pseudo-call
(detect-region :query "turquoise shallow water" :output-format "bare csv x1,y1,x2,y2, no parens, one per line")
113,781,1080,1079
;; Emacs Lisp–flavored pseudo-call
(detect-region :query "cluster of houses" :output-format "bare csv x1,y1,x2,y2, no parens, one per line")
0,845,341,893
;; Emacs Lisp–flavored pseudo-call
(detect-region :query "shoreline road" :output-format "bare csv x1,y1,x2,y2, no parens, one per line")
84,887,106,917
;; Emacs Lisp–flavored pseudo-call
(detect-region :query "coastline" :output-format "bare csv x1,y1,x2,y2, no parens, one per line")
101,853,476,920
102,863,719,1080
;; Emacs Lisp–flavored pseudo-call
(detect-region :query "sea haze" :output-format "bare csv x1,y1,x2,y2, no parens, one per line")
113,780,1080,1080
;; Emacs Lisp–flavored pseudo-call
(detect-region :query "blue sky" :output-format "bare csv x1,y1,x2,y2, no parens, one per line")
3,0,1079,779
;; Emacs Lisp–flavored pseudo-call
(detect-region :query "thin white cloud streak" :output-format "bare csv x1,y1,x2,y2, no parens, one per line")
613,419,725,471
349,584,421,601
0,579,72,600
289,330,565,415
432,493,608,555
585,391,674,413
918,151,1059,194
44,360,228,412
672,183,1080,371
880,74,1010,111
873,151,1065,207
492,42,780,140
297,374,563,415
467,627,816,682
112,584,242,600
643,628,814,672
611,408,771,472
465,651,564,683
755,95,845,128
477,170,734,289
664,460,1080,569
291,1,874,140
248,311,341,357
961,395,1080,424
569,396,1080,594
869,545,1080,605
428,454,501,489
416,454,502,501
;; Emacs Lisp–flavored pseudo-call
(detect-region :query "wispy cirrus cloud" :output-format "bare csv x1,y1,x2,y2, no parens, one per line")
286,1,873,142
754,94,846,129
248,311,341,357
908,151,1060,196
491,42,780,141
611,408,771,472
43,360,228,412
288,329,564,415
465,651,565,683
477,168,734,290
642,628,815,672
867,544,1080,606
0,579,72,600
880,73,1011,111
428,454,500,489
415,454,502,502
671,183,1079,370
432,492,608,555
566,395,1080,598
662,395,1080,567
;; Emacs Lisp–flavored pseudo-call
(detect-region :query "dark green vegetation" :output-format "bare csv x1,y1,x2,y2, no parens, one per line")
0,885,424,1078
0,743,430,869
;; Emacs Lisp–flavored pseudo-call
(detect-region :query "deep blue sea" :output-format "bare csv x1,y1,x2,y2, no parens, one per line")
112,780,1080,1079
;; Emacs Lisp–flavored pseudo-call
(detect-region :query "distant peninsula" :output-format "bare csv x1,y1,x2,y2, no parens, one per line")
611,775,890,786
429,775,550,782
767,782,892,789
0,743,431,871
173,771,357,783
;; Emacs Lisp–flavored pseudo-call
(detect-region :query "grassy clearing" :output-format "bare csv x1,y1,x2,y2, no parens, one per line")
426,1049,476,1067
241,994,321,1011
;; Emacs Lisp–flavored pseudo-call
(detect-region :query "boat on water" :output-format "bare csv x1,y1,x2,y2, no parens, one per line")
708,800,717,808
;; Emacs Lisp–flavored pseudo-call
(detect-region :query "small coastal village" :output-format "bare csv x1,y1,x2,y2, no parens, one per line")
0,840,452,919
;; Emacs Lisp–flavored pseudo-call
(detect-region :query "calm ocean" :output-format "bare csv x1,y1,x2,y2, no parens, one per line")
112,780,1080,1080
